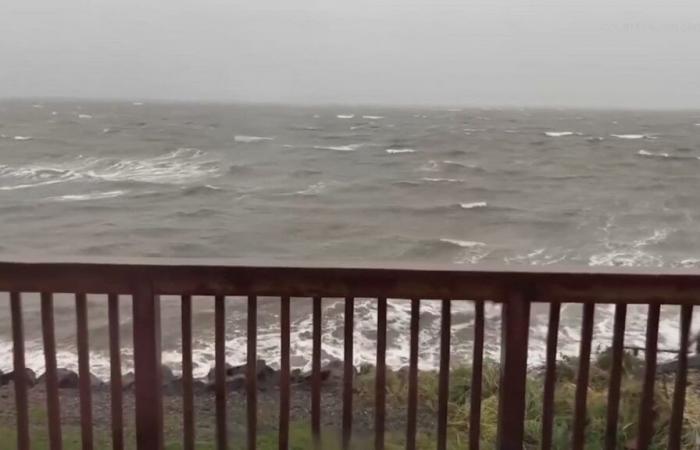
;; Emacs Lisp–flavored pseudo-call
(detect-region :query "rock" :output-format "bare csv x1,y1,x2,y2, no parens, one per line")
302,359,349,385
321,359,346,382
227,374,246,390
291,369,304,383
206,363,236,382
57,369,80,388
122,372,135,390
161,365,177,385
255,360,278,384
0,368,36,388
37,368,79,388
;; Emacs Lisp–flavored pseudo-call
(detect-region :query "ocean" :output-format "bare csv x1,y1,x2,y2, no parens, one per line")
1,100,699,379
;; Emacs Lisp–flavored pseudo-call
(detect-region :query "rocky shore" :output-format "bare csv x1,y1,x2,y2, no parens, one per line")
0,359,440,448
1,352,698,449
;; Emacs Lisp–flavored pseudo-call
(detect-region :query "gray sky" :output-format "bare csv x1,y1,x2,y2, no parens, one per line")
2,0,700,108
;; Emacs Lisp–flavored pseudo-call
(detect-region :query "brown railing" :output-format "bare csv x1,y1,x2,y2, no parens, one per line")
1,257,699,450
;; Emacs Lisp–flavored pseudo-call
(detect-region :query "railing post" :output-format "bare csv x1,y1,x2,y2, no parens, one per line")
132,276,163,450
497,286,531,450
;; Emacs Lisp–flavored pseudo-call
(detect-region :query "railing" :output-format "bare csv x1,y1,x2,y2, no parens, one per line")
1,257,699,450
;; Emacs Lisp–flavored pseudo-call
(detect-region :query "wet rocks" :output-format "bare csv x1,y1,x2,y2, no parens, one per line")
36,368,103,389
0,368,37,387
3,359,365,394
205,359,278,391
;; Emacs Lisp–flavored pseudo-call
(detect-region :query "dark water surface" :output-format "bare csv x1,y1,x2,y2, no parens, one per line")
1,100,699,377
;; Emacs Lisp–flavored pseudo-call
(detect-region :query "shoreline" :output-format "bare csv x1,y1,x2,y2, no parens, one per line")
0,351,698,449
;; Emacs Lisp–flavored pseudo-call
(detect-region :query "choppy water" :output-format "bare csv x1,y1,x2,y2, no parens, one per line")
1,100,699,378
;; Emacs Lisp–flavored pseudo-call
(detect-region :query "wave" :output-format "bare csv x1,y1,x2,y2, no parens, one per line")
386,148,415,154
51,190,127,202
589,228,672,267
234,135,274,143
336,114,355,119
0,147,221,189
439,238,486,248
545,131,578,137
460,201,488,209
420,177,464,183
637,149,700,161
294,181,330,196
611,134,654,140
313,144,362,151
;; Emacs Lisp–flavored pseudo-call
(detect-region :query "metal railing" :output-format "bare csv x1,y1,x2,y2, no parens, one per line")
1,257,699,450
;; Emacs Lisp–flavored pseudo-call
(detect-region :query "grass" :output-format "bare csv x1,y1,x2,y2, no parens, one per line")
1,351,699,449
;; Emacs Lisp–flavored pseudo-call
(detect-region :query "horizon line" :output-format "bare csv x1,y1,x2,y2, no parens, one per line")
2,96,700,112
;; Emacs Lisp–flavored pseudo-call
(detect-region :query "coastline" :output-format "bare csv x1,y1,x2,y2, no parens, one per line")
0,351,698,449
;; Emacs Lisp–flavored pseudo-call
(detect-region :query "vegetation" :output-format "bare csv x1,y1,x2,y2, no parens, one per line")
1,351,699,449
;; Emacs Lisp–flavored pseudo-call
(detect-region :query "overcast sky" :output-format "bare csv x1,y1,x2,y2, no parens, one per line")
2,0,699,108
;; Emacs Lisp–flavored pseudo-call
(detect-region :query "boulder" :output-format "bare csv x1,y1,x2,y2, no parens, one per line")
122,372,135,390
255,360,278,385
0,368,36,388
302,359,348,385
290,369,304,383
206,363,236,382
161,365,177,385
322,359,345,381
37,368,79,388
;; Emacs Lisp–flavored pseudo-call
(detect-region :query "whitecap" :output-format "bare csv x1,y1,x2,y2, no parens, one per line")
362,115,384,120
132,102,144,106
336,114,355,119
386,148,415,154
234,135,274,143
52,190,127,202
439,238,485,248
421,177,464,183
13,136,32,141
78,114,92,119
679,258,700,268
313,144,361,151
295,181,329,195
637,149,699,160
0,179,71,191
545,131,575,137
32,104,44,109
460,201,488,209
637,149,669,158
0,148,220,187
611,134,647,140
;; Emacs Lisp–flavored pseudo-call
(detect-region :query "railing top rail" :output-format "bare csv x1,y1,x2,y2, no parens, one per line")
1,256,700,303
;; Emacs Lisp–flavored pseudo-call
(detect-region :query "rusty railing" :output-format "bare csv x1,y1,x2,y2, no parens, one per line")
1,257,699,450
